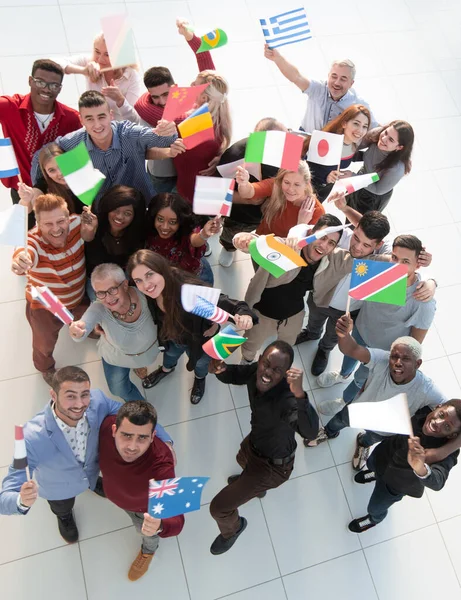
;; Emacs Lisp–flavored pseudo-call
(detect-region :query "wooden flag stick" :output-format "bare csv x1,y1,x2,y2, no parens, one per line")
345,294,351,317
99,64,135,74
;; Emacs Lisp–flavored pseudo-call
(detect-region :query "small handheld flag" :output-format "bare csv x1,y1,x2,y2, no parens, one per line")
349,393,413,436
217,158,262,181
13,425,28,471
0,138,20,179
162,84,209,122
0,204,27,247
193,176,234,217
190,296,230,324
349,259,408,306
178,103,214,150
245,131,303,172
307,131,344,167
202,324,247,360
249,234,307,278
297,224,350,248
181,284,221,312
55,143,105,206
260,7,312,49
148,476,209,519
197,28,228,53
327,173,380,200
100,14,137,70
30,285,74,325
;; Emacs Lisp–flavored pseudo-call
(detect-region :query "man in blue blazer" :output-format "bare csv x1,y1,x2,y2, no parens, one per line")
0,366,172,543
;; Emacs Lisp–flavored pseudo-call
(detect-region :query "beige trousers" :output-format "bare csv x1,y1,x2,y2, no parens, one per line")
241,308,305,361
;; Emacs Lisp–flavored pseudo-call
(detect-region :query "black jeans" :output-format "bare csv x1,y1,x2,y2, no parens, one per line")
366,452,404,523
325,405,387,446
48,497,75,517
306,293,360,353
346,188,393,215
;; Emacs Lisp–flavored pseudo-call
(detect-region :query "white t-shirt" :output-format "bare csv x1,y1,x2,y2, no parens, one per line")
34,112,54,132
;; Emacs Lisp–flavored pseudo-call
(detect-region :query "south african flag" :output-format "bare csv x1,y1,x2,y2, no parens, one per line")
349,259,408,306
202,325,247,360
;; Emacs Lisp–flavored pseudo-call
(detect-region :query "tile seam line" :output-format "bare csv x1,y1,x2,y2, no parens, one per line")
212,576,285,600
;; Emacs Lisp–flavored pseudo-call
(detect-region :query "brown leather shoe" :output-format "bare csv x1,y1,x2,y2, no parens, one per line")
134,367,148,380
128,550,154,581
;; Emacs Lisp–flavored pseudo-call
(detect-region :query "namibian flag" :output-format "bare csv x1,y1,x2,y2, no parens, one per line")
13,425,28,470
249,234,306,278
349,259,408,306
202,324,247,360
178,103,214,150
245,131,303,172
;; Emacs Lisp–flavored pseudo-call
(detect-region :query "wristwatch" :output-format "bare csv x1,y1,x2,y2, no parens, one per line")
414,463,432,479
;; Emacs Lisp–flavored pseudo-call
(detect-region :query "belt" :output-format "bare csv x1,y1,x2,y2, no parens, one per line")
250,442,296,466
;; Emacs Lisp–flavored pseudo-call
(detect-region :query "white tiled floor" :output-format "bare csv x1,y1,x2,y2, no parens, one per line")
0,1,461,598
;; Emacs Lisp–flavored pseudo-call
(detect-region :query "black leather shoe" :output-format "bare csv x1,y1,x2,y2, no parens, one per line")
93,476,105,498
311,347,330,376
57,512,79,543
142,366,175,389
210,517,248,555
227,474,266,498
190,376,206,404
295,328,321,346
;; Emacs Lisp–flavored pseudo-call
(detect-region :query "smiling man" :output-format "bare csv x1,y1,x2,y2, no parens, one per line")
305,315,457,471
98,401,184,581
208,341,318,555
31,90,178,210
264,45,378,133
0,59,81,225
349,400,461,533
11,194,97,384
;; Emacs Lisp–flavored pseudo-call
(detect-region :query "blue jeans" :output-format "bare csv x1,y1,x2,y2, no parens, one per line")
366,452,404,523
162,343,211,379
86,278,96,302
325,404,387,441
149,174,177,194
340,325,369,404
198,257,214,285
102,358,145,402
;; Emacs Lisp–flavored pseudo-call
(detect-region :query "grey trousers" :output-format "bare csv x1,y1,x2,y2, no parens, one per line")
125,510,160,555
306,293,345,352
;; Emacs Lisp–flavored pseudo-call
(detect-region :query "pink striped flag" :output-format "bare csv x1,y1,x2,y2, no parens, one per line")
191,296,230,324
30,285,74,325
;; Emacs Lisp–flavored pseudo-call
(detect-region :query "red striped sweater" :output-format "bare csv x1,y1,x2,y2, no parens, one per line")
13,215,86,309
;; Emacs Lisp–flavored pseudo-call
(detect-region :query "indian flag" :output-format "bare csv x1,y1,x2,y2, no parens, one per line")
245,131,303,172
328,172,380,200
55,143,105,206
349,259,408,306
202,325,247,360
249,234,307,278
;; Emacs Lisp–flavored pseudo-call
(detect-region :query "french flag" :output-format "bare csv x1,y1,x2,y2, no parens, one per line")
13,425,28,470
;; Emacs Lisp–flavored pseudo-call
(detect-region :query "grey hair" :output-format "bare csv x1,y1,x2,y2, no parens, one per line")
91,263,126,287
391,336,423,361
330,59,356,81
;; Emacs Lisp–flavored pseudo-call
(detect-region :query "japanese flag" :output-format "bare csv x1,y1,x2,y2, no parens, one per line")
307,130,344,167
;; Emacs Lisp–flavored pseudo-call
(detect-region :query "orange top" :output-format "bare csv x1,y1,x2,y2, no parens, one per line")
251,178,325,237
14,215,86,310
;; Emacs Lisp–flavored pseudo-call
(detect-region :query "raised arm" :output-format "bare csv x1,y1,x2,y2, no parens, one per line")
176,19,216,71
264,44,310,92
336,314,371,363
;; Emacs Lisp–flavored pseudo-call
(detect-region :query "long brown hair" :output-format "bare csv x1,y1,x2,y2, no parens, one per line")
302,104,371,155
365,120,414,175
126,250,207,342
38,143,76,213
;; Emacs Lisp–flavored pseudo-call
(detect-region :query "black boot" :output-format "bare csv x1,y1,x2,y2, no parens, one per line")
190,376,206,404
57,512,79,543
311,347,330,376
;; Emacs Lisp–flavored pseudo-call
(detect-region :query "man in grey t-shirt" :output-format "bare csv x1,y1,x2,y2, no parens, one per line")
306,316,446,469
264,45,378,132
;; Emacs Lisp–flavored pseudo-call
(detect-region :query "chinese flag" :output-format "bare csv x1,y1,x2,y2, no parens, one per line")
163,84,209,121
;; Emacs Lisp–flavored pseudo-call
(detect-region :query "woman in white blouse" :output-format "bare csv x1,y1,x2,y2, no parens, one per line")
57,32,143,123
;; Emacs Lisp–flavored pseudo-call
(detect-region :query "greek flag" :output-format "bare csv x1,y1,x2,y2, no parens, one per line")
260,7,312,49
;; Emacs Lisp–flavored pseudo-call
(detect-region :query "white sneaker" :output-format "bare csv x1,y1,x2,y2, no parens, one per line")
318,397,345,416
219,247,235,267
317,370,350,388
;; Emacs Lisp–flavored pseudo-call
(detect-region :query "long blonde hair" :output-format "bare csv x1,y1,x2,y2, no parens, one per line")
262,161,315,227
195,70,232,151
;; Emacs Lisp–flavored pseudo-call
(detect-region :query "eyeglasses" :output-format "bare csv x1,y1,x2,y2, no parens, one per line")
31,77,62,92
95,281,124,300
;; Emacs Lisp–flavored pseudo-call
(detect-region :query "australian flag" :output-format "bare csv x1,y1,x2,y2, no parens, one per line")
148,476,210,519
260,7,312,49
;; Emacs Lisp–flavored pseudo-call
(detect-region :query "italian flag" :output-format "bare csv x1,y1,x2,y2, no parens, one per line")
55,142,105,206
249,234,307,278
329,172,380,198
245,131,303,172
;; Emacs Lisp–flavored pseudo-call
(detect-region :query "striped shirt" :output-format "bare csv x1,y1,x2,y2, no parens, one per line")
31,121,177,210
14,215,86,310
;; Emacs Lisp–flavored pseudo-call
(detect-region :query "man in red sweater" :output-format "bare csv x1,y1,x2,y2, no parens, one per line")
0,59,81,226
99,401,184,581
